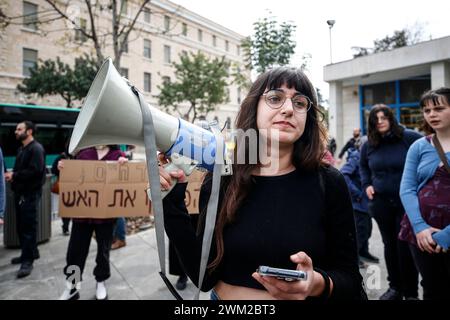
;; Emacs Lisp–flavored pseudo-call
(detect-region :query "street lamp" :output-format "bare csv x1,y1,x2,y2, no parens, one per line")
327,20,335,64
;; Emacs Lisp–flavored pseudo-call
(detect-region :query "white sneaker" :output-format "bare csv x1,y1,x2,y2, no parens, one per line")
96,281,108,300
59,281,80,300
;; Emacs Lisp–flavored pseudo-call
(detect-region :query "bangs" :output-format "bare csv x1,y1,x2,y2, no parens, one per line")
265,68,316,104
420,93,448,108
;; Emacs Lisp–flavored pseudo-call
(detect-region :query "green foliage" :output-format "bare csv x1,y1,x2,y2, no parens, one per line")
17,55,98,107
242,17,296,73
352,27,423,58
373,30,409,53
157,51,230,122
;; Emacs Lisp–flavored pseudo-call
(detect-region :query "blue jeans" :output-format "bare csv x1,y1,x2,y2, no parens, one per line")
210,289,221,300
114,217,126,241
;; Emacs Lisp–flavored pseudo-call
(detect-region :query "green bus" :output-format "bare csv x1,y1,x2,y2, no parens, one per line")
0,103,80,169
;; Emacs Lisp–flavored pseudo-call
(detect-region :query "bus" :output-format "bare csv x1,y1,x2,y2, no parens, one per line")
0,103,80,169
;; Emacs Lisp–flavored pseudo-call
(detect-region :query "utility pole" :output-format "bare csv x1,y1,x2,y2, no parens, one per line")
327,20,336,64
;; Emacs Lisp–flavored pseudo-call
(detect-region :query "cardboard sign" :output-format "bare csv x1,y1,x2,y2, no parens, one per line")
59,160,205,218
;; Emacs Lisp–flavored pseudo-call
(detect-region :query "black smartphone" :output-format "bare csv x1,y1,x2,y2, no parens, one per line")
256,266,307,282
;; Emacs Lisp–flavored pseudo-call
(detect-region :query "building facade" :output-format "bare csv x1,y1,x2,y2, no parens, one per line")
324,36,450,151
0,0,247,127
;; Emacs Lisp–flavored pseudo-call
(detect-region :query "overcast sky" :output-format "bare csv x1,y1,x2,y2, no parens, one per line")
170,0,450,101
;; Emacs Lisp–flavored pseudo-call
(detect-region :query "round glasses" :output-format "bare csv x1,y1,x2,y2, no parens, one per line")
262,90,312,113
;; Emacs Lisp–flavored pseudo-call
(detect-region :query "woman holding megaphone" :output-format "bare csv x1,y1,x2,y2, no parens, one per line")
159,67,366,300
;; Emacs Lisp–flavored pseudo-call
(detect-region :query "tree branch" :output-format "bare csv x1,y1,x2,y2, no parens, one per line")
84,0,103,63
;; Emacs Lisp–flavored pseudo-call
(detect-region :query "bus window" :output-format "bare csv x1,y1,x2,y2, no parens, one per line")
0,103,79,169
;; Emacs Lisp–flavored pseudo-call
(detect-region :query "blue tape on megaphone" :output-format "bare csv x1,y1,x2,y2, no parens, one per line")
165,119,218,172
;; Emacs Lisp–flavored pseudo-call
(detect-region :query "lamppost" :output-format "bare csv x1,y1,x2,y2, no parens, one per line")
327,20,335,64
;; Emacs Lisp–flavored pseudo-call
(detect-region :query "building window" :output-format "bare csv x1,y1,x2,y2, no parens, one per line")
143,8,151,23
120,0,128,15
119,35,128,53
23,48,38,76
164,15,170,32
162,76,171,84
144,72,151,92
225,40,229,52
212,35,217,47
400,77,431,103
75,18,87,42
237,87,241,104
363,82,395,106
237,45,240,55
120,68,129,79
198,29,203,42
164,45,171,64
360,75,431,134
143,39,151,59
23,1,38,31
182,23,188,36
400,107,423,130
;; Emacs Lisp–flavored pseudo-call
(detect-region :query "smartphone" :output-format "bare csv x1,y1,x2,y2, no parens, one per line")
256,266,307,282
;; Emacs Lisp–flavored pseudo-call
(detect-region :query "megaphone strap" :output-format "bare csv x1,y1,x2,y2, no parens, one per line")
132,87,168,280
132,85,222,300
195,130,223,300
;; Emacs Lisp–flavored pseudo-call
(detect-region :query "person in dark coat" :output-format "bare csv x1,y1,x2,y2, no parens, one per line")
341,141,378,267
5,121,46,279
360,104,422,300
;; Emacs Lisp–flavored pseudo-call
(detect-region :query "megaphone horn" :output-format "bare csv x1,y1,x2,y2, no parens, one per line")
69,58,227,174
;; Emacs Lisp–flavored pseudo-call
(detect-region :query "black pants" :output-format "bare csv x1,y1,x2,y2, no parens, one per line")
354,209,372,256
14,191,41,263
169,214,199,277
409,244,450,300
369,194,419,297
64,221,115,282
62,218,71,232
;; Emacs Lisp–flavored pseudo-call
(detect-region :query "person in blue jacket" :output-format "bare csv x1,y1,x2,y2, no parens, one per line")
399,87,450,300
360,104,422,300
341,140,378,268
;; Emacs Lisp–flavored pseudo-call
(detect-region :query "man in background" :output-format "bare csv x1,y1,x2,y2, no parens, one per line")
5,121,46,278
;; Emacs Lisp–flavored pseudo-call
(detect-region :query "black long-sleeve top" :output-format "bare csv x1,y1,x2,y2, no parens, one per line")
359,129,422,196
162,165,364,300
11,140,46,194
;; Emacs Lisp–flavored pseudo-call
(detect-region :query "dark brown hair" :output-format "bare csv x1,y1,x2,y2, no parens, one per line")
20,120,36,135
419,87,450,135
367,104,404,147
209,67,328,269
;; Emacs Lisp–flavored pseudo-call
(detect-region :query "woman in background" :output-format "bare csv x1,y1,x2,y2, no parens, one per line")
400,87,450,299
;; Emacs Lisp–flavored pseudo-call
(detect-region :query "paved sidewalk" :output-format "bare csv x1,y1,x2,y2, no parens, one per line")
0,219,209,300
0,218,399,300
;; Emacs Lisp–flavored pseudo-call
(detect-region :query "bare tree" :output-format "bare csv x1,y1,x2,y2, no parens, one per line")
1,0,185,68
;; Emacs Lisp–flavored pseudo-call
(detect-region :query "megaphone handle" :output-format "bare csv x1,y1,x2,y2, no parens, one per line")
147,161,188,200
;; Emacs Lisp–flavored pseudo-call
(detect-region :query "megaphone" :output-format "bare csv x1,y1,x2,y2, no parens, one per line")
69,58,231,178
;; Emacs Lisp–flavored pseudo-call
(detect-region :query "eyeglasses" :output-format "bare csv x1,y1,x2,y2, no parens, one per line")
262,90,312,113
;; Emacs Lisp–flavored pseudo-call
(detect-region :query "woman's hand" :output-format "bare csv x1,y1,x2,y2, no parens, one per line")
57,160,64,171
365,186,375,200
4,171,13,182
252,252,328,300
118,156,128,164
435,245,447,254
416,227,441,253
157,153,186,191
